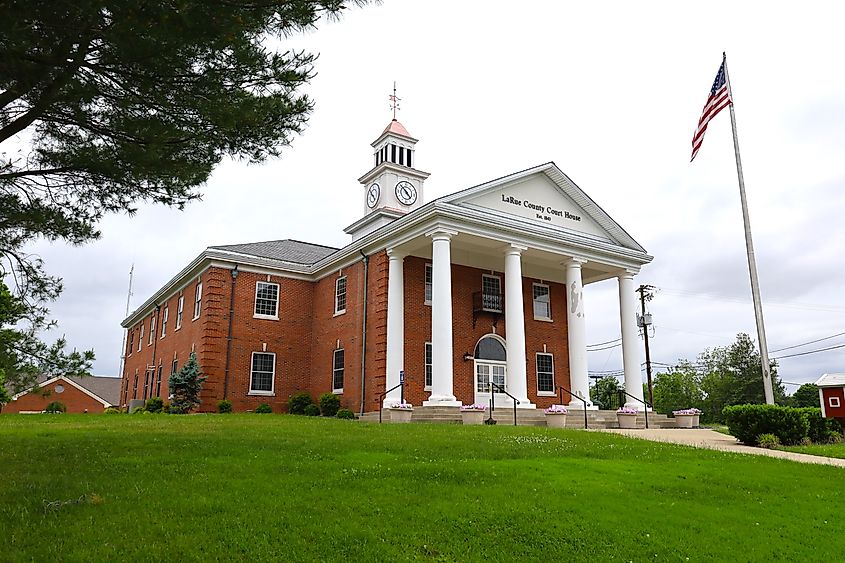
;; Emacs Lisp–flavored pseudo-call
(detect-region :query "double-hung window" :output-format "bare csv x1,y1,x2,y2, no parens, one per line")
536,353,555,394
332,349,345,393
482,274,502,312
250,352,275,394
533,283,551,320
424,342,433,389
424,264,433,304
175,296,184,330
149,315,156,345
138,325,143,351
193,282,202,319
254,281,279,318
128,330,134,356
334,276,347,314
161,306,169,338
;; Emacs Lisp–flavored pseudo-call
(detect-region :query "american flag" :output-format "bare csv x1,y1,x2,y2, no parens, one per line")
690,57,732,162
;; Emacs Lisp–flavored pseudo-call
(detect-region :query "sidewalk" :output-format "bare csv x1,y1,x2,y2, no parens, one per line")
599,428,845,468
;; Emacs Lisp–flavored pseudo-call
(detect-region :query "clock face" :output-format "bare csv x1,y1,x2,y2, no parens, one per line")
395,180,417,206
366,183,380,208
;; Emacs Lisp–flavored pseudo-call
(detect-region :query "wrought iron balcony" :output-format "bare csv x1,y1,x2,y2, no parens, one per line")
472,291,504,327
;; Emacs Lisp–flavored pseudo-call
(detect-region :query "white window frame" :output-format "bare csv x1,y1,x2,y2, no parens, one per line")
536,352,555,396
334,276,347,315
254,281,280,319
175,295,184,330
481,274,502,312
193,282,202,320
249,352,276,396
332,348,345,393
424,263,433,305
533,283,552,321
128,330,133,357
831,396,841,408
138,325,143,352
160,306,169,338
148,314,156,345
424,342,433,390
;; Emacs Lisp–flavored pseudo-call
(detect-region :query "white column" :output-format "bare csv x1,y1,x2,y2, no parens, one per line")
565,258,594,409
384,249,406,407
504,244,534,408
618,271,645,409
424,229,461,407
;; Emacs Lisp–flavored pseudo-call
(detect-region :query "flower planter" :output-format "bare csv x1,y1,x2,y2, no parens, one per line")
461,410,486,425
545,413,567,428
389,408,413,423
674,413,694,428
616,413,638,429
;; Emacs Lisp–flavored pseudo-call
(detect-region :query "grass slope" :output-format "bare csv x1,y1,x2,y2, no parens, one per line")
780,442,845,459
2,415,844,561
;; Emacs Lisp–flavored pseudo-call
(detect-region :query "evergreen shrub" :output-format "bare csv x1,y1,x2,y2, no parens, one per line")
796,407,843,443
287,392,312,414
723,404,809,446
304,404,321,416
336,408,355,420
217,400,233,414
319,392,341,417
254,403,272,414
45,401,66,413
145,397,164,413
757,433,781,449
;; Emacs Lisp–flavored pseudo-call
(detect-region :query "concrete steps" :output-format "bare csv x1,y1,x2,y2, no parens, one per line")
359,407,683,429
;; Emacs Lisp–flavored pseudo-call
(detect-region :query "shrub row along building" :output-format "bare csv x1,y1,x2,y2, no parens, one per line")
120,118,652,413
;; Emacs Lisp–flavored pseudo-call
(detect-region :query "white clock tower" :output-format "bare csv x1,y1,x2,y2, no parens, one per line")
344,93,430,241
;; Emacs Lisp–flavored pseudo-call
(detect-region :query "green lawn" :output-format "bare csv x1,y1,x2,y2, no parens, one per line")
2,414,844,561
780,441,845,460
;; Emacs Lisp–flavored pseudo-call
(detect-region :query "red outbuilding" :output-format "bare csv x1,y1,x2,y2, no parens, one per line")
815,374,845,420
4,375,121,414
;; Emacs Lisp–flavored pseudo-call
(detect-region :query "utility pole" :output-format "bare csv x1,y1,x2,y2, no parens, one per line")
636,284,655,406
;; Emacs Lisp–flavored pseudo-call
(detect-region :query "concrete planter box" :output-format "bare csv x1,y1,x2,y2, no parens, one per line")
617,413,638,429
545,413,567,428
674,414,695,428
461,410,486,425
692,414,700,427
389,408,413,423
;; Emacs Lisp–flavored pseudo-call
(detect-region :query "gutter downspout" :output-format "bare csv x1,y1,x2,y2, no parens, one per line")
149,304,161,400
223,265,239,399
359,251,369,416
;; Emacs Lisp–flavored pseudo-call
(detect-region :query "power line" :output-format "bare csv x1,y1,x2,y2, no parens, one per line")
587,342,622,352
772,342,845,360
769,331,845,353
587,337,622,348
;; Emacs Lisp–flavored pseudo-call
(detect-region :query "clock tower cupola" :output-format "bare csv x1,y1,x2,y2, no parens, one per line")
345,85,430,241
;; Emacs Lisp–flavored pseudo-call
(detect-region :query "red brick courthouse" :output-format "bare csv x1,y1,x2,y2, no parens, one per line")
120,119,652,413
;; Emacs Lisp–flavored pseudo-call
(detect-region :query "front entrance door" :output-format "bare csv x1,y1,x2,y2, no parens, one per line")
474,361,507,407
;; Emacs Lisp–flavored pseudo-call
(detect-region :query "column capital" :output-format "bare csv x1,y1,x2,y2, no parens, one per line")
503,243,528,256
386,247,407,260
563,257,588,268
616,268,638,280
425,227,458,241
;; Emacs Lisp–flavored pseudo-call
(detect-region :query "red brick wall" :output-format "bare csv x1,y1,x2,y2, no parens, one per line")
5,379,106,413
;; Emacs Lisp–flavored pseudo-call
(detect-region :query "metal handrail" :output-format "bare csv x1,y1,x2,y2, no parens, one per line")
620,391,652,429
557,386,588,429
377,382,405,424
488,382,520,426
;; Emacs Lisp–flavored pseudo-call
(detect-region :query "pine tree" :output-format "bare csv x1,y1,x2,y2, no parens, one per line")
168,352,206,414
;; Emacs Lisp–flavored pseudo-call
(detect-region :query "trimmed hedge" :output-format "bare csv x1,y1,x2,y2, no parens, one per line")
217,400,233,414
145,397,164,413
336,408,355,420
723,404,809,446
319,392,341,417
797,407,843,443
303,404,321,417
287,392,313,415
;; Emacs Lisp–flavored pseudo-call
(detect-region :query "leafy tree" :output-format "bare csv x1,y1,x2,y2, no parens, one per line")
0,0,366,390
168,352,206,413
698,333,784,422
590,376,621,409
652,360,703,415
788,383,820,408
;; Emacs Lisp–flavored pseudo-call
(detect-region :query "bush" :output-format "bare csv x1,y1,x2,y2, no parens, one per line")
723,404,809,446
217,400,233,414
45,401,66,413
132,406,147,414
757,433,781,449
796,408,843,443
319,392,341,417
145,396,164,413
287,392,313,415
304,404,321,416
166,404,184,414
254,403,272,414
336,408,355,420
104,407,121,414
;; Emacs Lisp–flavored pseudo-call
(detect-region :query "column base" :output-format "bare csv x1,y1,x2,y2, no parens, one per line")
624,401,652,412
423,396,463,407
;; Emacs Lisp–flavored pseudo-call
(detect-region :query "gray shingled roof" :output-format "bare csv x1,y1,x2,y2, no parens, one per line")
209,239,338,265
8,375,122,406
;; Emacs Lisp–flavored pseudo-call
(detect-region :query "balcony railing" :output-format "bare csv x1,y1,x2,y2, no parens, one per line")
471,291,504,328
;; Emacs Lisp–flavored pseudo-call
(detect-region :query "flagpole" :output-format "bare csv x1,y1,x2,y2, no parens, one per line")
722,53,775,405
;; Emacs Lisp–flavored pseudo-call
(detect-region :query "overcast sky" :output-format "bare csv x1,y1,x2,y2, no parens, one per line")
27,1,845,390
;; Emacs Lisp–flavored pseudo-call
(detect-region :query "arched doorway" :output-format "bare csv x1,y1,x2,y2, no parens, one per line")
473,334,508,407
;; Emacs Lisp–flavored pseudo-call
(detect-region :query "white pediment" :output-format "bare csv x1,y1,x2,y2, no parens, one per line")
445,163,643,251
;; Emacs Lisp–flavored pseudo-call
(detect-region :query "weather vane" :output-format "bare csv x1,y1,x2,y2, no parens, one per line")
388,81,400,120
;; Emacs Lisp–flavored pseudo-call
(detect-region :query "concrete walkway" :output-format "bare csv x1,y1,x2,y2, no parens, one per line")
599,428,845,468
